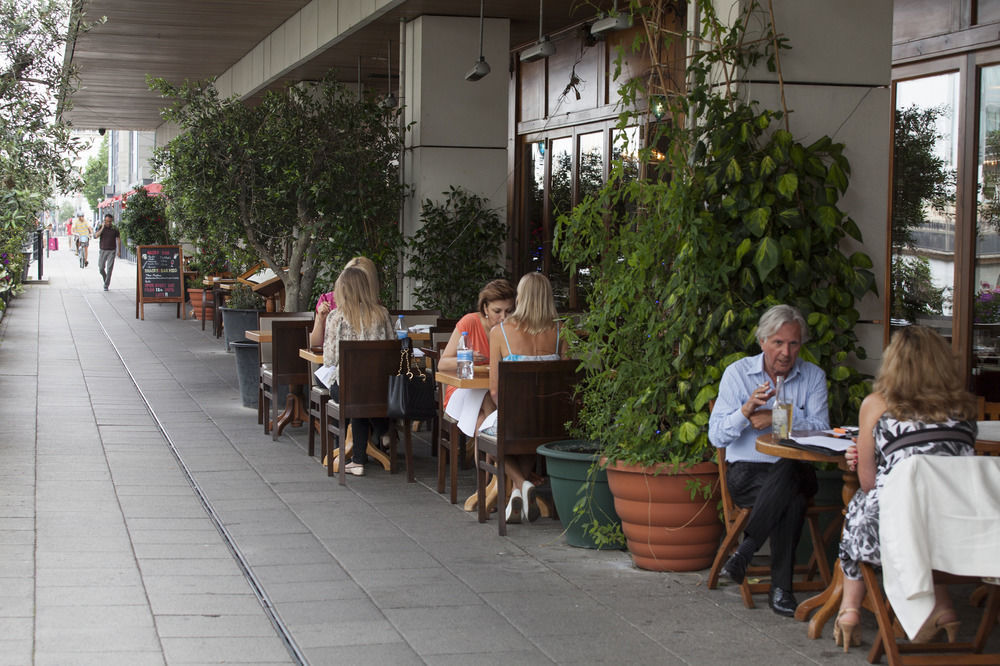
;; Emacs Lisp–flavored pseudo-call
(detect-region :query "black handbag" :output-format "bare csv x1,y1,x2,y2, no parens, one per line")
386,340,437,420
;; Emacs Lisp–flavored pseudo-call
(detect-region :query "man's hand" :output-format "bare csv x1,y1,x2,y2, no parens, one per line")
748,409,773,430
741,381,774,419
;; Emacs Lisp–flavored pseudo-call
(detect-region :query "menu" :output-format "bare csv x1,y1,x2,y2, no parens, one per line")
136,244,185,320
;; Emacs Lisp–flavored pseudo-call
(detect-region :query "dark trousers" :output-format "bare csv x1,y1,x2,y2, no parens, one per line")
329,383,387,465
727,458,818,590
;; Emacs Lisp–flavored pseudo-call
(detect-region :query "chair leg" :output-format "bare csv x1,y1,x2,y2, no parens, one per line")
496,454,507,537
449,430,459,504
271,386,280,441
707,516,748,589
404,420,414,483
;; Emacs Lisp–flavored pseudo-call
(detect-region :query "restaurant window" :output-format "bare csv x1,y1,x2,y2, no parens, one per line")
975,64,1000,399
890,73,960,341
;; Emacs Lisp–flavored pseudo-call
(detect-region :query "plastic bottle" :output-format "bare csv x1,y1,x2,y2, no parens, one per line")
394,314,406,339
772,375,793,440
456,331,474,379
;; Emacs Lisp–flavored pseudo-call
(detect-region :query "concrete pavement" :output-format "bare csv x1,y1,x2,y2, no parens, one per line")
1,242,993,665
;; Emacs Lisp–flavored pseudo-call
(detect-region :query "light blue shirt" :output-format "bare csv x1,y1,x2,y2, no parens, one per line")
708,352,829,463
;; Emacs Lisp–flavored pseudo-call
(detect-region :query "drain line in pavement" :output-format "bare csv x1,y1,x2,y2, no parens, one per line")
94,306,308,666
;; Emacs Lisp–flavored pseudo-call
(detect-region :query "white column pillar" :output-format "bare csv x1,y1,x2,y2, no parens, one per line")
401,15,510,307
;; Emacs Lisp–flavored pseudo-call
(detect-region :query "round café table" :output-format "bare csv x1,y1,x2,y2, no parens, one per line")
756,433,857,639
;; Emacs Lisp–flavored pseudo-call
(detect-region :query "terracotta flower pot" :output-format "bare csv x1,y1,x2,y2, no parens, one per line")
604,459,722,572
188,288,214,321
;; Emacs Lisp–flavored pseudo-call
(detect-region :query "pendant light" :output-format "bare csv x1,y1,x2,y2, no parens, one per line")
520,0,555,63
591,0,632,37
465,0,491,81
382,40,397,108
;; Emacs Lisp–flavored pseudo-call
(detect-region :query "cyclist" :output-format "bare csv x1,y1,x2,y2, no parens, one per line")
72,214,92,267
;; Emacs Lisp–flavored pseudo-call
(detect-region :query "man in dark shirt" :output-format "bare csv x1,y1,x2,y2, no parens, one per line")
94,213,121,291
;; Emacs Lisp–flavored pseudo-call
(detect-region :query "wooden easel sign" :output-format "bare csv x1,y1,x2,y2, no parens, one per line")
136,245,186,320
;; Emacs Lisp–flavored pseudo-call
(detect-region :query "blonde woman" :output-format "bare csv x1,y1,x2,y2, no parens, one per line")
483,272,568,523
310,256,380,347
835,326,977,651
322,266,394,476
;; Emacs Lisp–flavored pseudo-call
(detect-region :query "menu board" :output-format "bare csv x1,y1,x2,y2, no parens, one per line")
136,245,185,320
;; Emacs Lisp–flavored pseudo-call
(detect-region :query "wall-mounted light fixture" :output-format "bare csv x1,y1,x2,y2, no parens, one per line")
520,0,555,63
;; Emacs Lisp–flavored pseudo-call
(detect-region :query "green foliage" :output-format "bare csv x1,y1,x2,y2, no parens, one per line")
892,105,955,248
891,255,946,323
150,73,408,311
120,186,172,247
224,283,265,311
404,186,508,318
0,0,95,293
81,135,109,212
554,0,875,467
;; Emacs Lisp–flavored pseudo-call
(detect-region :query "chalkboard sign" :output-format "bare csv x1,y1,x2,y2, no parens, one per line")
136,245,185,320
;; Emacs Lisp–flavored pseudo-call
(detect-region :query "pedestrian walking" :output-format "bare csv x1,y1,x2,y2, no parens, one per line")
94,213,121,290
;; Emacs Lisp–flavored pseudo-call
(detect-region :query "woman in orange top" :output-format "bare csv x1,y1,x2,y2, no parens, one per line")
440,279,515,435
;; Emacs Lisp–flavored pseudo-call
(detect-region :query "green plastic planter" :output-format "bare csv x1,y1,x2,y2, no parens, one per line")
538,440,622,549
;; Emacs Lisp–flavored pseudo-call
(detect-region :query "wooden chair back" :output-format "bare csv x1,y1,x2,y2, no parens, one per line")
985,401,1000,420
257,311,313,366
269,320,311,384
326,339,412,484
476,359,582,535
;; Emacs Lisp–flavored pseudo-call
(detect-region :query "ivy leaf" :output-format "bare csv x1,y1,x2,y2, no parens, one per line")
745,207,769,236
760,155,776,178
777,173,798,199
827,160,849,193
735,237,752,263
726,158,743,182
830,365,851,381
753,237,780,282
678,421,700,444
849,251,873,269
693,385,716,411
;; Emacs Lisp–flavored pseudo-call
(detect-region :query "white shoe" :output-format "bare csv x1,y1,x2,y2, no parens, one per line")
522,480,539,523
505,488,522,524
345,462,365,476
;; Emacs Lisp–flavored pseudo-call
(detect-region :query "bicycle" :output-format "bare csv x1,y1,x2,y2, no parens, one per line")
78,236,89,268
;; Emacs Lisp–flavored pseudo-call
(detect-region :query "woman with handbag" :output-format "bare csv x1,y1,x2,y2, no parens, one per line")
440,279,516,436
322,266,394,476
481,272,568,523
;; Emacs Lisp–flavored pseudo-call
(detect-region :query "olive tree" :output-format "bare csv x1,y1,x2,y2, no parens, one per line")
150,75,407,310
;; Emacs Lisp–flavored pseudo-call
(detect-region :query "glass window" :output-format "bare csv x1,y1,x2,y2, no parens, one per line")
524,141,546,276
975,64,1000,399
891,73,960,342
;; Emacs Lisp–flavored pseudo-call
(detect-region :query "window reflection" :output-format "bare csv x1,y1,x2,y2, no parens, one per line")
549,137,573,307
526,141,545,275
975,65,1000,399
891,74,959,342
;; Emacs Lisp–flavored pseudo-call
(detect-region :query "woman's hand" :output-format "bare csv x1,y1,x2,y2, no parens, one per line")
317,302,331,319
473,351,488,365
845,443,858,471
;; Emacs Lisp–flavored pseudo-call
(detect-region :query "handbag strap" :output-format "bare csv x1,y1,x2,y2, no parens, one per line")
881,426,975,457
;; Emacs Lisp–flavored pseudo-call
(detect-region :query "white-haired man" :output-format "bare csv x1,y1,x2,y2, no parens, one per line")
708,304,830,617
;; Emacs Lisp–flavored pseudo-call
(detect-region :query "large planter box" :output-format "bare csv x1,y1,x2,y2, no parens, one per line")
538,440,621,549
220,307,260,352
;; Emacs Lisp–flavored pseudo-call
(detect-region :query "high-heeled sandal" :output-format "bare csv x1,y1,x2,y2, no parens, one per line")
833,608,862,652
912,608,960,643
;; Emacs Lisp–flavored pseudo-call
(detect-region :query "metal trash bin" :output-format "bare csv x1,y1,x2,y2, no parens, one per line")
232,339,260,408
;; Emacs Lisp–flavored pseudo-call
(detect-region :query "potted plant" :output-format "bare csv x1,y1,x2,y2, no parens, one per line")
404,186,509,318
220,282,265,351
537,440,622,549
120,185,172,248
554,0,875,571
185,248,227,320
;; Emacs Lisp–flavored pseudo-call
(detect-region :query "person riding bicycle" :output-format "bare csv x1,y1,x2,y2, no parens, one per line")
72,214,92,267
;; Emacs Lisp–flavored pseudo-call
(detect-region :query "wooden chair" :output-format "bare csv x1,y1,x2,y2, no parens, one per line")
985,401,1000,421
421,339,464,504
256,311,314,430
860,566,1000,665
476,359,582,536
261,319,312,440
706,446,841,608
324,339,415,485
306,348,327,459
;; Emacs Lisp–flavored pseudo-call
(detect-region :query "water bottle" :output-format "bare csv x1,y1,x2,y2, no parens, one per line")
772,375,793,440
394,314,406,340
456,331,474,379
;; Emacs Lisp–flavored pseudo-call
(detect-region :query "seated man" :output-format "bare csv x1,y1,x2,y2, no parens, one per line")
708,304,829,617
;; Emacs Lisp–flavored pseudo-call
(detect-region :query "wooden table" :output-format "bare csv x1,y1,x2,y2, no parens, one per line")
245,329,270,343
756,433,855,639
977,421,1000,455
435,364,490,390
299,347,323,364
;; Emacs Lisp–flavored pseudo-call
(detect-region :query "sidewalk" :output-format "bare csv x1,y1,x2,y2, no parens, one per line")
0,246,985,665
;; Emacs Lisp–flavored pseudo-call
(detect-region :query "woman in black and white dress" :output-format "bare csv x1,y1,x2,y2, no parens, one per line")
834,326,977,651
